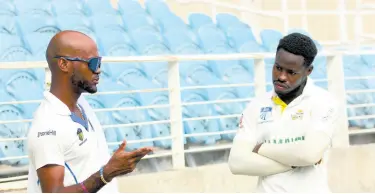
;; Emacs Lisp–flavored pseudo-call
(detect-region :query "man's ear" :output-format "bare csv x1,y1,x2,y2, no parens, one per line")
306,65,313,76
57,58,69,73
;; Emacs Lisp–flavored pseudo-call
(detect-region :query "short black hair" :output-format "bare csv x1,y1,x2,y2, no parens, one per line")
276,32,318,67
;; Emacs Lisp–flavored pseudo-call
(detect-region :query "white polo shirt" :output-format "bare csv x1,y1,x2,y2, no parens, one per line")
26,91,118,193
240,78,338,192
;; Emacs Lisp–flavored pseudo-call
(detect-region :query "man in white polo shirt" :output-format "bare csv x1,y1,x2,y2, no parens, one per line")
27,30,153,193
228,33,339,192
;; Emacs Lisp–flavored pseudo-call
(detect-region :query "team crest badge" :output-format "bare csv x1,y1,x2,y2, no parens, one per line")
291,109,304,120
77,128,84,141
260,107,272,121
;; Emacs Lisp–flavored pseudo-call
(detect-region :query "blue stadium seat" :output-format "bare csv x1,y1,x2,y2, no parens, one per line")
206,86,245,141
84,0,117,15
16,15,60,36
0,34,32,62
144,0,171,21
260,29,283,52
118,0,145,15
129,29,169,83
91,14,125,33
163,29,198,52
52,0,85,16
180,81,221,145
56,15,95,41
96,31,136,80
139,84,172,149
0,15,17,35
122,12,157,32
24,32,54,61
188,13,213,31
0,92,29,166
3,70,44,118
0,0,16,16
197,24,228,52
102,85,153,151
225,25,256,49
14,0,53,17
207,45,253,84
157,14,188,33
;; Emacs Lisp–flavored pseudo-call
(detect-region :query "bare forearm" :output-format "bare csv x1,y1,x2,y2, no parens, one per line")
52,170,106,193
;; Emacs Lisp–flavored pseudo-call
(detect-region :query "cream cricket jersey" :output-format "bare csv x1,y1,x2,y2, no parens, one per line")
240,78,338,192
27,91,118,193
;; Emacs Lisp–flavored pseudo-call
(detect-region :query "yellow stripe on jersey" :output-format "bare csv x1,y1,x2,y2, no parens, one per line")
271,96,288,113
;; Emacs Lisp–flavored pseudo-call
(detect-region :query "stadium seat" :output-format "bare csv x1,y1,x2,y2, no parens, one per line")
0,93,29,166
0,15,17,35
207,45,253,84
163,28,198,52
91,14,125,33
122,12,157,32
188,13,213,31
157,14,189,33
206,85,245,141
225,25,257,49
3,70,44,118
84,0,117,16
180,80,221,145
260,29,283,52
101,83,153,151
56,15,96,41
51,0,85,16
24,32,54,60
16,15,60,36
14,0,53,17
144,0,172,21
0,0,16,16
0,34,32,62
196,24,228,52
139,85,173,149
118,0,145,16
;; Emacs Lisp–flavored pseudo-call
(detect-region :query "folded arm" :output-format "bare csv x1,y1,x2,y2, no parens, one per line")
257,101,338,167
228,135,292,176
257,130,330,167
228,101,292,177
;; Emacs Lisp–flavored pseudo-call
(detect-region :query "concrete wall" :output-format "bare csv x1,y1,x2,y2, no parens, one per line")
3,143,375,193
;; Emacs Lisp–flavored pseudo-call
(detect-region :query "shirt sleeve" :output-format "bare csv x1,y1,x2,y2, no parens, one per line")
310,97,339,141
28,128,64,170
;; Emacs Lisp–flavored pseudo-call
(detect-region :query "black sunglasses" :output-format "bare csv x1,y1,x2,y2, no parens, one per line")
54,56,102,72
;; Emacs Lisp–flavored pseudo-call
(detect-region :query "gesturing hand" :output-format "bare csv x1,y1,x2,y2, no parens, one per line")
103,140,154,182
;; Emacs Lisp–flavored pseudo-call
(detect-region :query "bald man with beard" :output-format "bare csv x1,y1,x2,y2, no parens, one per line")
27,30,153,193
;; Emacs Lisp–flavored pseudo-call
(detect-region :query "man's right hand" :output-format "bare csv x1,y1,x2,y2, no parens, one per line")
102,140,154,182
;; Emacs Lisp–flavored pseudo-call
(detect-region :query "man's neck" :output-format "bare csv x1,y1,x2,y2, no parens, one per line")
277,79,307,105
50,82,81,112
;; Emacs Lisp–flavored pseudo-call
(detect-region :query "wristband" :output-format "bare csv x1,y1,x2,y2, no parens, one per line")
100,166,109,184
80,182,88,193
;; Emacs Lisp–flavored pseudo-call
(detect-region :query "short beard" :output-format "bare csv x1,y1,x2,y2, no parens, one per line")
70,71,97,94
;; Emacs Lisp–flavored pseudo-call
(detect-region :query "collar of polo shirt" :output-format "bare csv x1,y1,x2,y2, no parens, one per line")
271,77,315,112
43,91,78,116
